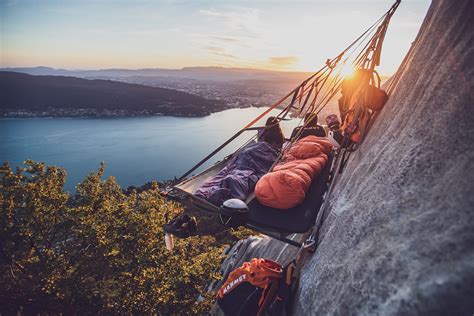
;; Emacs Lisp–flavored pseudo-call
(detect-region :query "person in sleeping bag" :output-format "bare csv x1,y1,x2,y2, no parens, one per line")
163,117,285,239
195,117,285,206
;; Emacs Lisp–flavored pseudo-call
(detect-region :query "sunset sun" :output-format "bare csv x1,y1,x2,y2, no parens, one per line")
340,63,356,79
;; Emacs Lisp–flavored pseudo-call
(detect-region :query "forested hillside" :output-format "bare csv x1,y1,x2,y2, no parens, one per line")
0,71,225,117
0,160,251,313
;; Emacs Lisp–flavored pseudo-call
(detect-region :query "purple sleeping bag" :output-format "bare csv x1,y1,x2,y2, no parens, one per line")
195,141,279,206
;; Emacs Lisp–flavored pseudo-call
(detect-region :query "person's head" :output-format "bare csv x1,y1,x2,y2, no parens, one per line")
304,113,318,127
265,116,278,126
326,114,341,131
261,117,284,149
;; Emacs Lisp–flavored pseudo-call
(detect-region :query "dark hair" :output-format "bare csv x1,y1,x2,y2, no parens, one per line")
261,117,284,149
304,113,318,127
265,116,277,126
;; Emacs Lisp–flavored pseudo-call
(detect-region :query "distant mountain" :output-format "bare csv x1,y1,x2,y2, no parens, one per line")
0,71,226,117
0,66,311,82
0,66,74,76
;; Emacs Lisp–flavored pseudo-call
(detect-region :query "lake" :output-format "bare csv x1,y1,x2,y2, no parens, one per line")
0,108,300,192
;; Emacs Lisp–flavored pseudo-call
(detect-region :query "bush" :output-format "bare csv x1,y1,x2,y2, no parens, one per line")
0,160,229,314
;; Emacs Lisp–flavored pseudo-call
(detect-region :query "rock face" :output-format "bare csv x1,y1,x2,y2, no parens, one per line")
297,1,474,314
216,1,474,314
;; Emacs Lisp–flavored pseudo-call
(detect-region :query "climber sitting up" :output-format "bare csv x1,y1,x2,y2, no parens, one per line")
290,113,327,140
257,116,285,150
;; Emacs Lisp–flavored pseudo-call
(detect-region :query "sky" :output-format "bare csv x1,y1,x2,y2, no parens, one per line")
0,0,431,75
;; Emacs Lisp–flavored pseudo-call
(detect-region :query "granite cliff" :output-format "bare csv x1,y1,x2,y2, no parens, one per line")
213,1,474,314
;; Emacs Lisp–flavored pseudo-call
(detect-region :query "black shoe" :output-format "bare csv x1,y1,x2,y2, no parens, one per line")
163,214,197,238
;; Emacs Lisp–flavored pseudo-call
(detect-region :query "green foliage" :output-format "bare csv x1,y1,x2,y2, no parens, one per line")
0,160,229,314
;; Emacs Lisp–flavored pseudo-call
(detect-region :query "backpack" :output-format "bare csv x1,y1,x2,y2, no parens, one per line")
339,69,388,122
365,84,388,111
217,258,296,316
338,69,388,144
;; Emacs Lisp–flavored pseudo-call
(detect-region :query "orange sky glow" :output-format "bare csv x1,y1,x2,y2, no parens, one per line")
1,1,431,76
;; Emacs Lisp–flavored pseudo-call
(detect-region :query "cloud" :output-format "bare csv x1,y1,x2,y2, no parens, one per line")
206,46,238,59
268,56,298,67
196,7,263,63
211,35,241,44
199,9,222,18
198,7,261,36
209,35,250,48
211,36,239,43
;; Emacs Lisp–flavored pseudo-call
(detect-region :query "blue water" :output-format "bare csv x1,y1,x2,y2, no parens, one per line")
0,108,299,192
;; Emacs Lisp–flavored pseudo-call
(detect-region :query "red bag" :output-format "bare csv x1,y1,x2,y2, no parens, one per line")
217,258,286,316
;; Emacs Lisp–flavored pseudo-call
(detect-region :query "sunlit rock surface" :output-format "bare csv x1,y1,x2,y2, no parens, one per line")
215,0,474,314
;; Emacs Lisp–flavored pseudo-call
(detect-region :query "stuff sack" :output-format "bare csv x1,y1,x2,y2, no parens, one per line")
365,85,388,111
217,258,294,316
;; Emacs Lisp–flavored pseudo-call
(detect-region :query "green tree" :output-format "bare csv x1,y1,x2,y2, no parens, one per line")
0,160,228,314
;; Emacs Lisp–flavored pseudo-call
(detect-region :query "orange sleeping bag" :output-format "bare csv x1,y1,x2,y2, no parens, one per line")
255,136,332,209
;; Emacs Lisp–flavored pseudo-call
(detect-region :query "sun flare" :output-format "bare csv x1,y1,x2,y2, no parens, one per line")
340,64,357,80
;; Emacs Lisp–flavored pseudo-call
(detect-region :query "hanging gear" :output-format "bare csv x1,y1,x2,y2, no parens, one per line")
217,258,296,316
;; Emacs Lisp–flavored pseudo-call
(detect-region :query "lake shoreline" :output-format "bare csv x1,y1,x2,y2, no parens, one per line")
0,105,272,119
0,108,298,192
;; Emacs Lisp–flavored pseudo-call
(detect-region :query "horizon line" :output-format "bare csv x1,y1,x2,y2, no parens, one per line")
0,65,394,77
